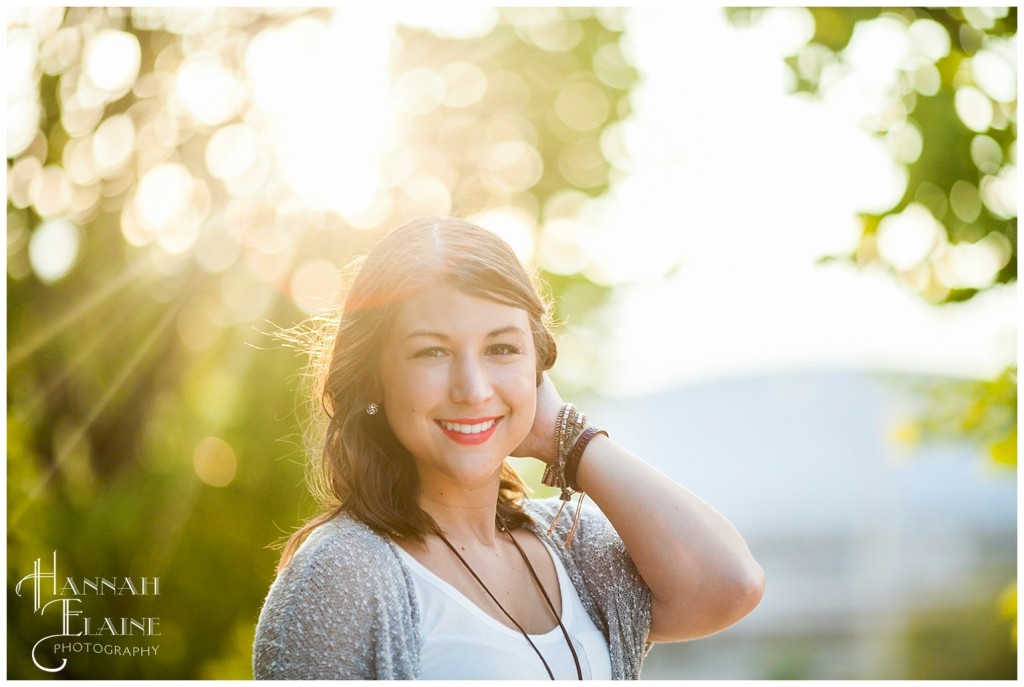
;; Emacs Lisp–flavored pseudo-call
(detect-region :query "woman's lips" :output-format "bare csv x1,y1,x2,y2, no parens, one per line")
436,417,502,445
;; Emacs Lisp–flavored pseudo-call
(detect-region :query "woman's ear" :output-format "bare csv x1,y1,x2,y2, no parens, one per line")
534,327,557,385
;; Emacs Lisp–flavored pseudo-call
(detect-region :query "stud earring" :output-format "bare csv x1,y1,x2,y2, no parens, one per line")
365,402,380,416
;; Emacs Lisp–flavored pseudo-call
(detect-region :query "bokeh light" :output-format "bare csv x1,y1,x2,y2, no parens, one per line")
192,436,238,487
29,165,73,218
971,41,1017,103
28,217,80,283
933,232,1012,290
876,203,943,271
83,29,140,93
289,258,340,314
956,85,995,132
173,53,242,126
469,206,537,264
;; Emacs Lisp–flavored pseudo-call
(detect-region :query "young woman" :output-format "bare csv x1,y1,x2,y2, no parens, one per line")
252,217,764,679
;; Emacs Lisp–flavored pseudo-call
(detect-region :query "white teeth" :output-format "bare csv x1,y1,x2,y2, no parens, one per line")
441,419,496,434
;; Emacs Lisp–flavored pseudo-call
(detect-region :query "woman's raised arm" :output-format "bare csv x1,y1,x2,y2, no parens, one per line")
516,375,765,643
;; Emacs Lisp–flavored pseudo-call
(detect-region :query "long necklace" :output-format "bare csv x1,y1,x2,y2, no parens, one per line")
435,519,584,680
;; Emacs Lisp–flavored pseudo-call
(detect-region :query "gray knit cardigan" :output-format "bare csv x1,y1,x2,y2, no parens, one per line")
252,498,653,679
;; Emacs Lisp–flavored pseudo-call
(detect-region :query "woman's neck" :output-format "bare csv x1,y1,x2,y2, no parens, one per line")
417,478,502,547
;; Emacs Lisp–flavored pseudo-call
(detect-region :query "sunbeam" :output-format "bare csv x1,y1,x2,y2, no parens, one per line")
10,282,192,527
14,283,152,419
7,260,149,369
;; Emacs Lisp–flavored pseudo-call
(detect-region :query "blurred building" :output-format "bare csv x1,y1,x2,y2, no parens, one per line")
581,369,1016,679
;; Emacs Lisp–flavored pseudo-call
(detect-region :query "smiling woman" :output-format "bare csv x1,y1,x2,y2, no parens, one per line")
251,217,765,680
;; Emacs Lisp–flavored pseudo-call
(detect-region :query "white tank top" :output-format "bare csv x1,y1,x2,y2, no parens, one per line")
396,540,613,680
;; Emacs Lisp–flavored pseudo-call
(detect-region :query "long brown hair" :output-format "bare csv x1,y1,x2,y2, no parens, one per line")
278,217,558,569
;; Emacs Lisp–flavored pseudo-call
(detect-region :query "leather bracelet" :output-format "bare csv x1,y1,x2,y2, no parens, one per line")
565,426,608,492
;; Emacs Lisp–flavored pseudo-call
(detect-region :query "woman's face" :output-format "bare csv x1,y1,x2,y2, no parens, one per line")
377,283,537,490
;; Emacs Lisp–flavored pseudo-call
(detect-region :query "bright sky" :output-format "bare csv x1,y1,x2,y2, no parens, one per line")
573,7,1017,396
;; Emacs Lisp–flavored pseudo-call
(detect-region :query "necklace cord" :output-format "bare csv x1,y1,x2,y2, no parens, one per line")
435,522,584,680
504,522,584,680
436,532,555,680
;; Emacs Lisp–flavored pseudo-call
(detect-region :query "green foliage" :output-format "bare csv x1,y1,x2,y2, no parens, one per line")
888,366,1017,653
730,7,1017,305
905,596,1017,678
392,7,632,313
896,366,1017,469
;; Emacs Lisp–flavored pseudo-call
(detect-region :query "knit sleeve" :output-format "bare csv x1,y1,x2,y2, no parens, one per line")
528,498,653,679
252,518,420,680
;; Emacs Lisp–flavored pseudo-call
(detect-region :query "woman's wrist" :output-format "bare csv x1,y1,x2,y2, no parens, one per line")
564,426,608,491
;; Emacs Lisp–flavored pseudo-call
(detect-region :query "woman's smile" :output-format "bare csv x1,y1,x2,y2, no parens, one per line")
435,416,503,445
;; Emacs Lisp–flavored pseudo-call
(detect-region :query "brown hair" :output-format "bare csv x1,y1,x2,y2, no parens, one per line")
278,217,558,569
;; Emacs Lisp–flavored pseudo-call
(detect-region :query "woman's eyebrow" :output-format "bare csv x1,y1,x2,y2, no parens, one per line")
404,326,527,341
404,330,448,341
486,325,527,339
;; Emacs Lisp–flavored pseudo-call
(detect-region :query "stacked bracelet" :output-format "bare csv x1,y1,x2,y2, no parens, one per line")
542,403,587,498
542,402,608,494
541,402,610,546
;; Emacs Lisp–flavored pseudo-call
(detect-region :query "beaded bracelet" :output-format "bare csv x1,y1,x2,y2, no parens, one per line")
541,403,570,491
542,403,587,495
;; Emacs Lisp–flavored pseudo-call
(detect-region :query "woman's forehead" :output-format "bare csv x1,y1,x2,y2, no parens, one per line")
388,283,530,336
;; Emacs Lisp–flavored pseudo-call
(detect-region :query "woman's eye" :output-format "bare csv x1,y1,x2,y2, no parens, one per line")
488,344,521,356
414,347,447,358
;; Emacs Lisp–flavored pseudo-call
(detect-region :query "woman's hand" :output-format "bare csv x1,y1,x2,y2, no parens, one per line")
510,373,563,464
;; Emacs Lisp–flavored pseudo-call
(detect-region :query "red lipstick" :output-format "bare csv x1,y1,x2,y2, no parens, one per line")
435,417,502,446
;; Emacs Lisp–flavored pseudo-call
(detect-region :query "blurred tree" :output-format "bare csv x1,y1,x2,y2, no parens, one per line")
391,7,637,323
728,7,1016,304
6,7,634,678
725,4,1017,490
728,6,1017,651
895,366,1017,468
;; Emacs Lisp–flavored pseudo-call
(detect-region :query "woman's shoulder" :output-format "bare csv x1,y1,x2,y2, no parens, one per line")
259,513,410,626
254,513,417,678
282,512,404,584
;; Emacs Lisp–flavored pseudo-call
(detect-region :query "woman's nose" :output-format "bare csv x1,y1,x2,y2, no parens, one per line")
450,356,493,405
